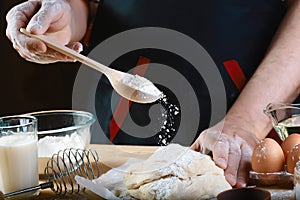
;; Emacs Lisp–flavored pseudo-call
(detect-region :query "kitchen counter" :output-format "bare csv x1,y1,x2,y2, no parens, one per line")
36,144,294,200
36,144,157,199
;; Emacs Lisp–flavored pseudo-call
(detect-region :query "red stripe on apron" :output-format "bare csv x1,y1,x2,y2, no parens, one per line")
223,59,247,92
109,56,151,141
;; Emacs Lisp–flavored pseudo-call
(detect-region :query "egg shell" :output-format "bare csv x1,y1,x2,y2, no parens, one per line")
252,138,285,173
287,144,300,174
281,133,300,162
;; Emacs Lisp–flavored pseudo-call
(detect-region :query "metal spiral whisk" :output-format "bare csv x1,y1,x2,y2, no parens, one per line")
44,148,101,195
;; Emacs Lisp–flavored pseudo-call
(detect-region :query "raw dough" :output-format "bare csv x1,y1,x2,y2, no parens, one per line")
123,144,231,199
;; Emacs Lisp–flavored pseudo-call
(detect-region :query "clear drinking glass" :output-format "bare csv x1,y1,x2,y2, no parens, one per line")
0,115,39,199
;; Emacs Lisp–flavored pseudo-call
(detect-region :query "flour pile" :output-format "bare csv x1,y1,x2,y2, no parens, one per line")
37,132,85,157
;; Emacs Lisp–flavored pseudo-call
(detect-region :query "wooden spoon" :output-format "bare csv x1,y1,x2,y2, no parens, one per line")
20,28,163,104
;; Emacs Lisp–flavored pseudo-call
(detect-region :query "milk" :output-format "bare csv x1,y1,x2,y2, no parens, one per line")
0,134,39,197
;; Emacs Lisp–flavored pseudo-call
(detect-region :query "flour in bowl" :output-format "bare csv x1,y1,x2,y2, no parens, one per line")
37,132,85,157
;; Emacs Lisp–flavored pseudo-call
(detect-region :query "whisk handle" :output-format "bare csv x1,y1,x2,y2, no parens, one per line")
2,182,54,198
40,182,54,189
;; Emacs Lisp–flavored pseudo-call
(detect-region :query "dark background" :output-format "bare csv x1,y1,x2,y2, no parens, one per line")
1,0,79,117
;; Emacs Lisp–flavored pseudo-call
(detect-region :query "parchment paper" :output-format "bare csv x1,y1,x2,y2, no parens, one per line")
75,158,143,200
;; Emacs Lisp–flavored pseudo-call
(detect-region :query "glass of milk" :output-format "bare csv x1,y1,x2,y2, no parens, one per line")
0,115,39,199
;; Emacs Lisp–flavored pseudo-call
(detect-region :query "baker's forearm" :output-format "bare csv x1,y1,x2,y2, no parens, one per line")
227,0,300,139
69,0,89,41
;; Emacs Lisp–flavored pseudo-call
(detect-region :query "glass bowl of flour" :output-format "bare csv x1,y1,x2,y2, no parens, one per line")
26,110,95,175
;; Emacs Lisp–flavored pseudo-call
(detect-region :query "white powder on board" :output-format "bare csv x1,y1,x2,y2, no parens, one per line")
143,177,190,199
37,132,85,157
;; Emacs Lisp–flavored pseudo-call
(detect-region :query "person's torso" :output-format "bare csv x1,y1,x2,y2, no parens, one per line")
87,0,286,145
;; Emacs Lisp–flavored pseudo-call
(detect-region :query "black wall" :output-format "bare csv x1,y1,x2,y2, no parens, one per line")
1,0,79,116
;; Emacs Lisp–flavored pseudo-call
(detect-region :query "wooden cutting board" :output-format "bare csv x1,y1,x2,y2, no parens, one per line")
36,144,158,199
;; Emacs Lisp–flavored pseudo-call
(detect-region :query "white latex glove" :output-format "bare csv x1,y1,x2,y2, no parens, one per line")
191,119,259,187
6,0,83,64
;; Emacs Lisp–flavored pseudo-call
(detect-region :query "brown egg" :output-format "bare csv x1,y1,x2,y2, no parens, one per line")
281,133,300,162
252,138,285,173
287,144,300,174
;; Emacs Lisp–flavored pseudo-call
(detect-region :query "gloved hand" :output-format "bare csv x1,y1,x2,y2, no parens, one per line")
191,118,259,187
6,0,83,64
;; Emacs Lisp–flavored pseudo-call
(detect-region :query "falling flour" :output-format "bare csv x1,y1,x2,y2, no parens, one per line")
156,94,180,146
121,74,180,146
37,132,85,157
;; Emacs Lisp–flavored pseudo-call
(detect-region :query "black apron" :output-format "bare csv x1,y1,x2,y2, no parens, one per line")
86,0,286,145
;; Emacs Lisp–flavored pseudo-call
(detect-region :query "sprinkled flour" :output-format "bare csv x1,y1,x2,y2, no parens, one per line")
123,144,231,200
155,145,219,179
142,177,190,199
37,132,85,157
121,73,180,146
155,94,180,146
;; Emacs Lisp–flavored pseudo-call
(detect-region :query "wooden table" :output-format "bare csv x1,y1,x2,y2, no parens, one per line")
36,144,158,199
35,144,294,200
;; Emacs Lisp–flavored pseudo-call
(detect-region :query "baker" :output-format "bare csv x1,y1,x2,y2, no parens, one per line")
5,0,300,187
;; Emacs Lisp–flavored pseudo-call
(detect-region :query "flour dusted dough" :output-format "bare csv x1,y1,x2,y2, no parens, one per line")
123,144,231,199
